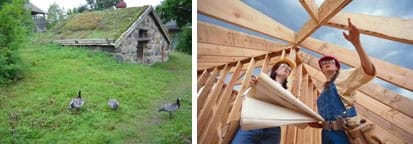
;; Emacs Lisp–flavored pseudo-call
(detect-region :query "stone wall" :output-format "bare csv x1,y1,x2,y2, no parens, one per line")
115,13,171,64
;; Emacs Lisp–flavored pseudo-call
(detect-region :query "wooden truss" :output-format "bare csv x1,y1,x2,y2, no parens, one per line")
197,0,413,144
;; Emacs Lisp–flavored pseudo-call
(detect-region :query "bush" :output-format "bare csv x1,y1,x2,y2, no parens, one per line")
176,27,191,55
0,0,33,84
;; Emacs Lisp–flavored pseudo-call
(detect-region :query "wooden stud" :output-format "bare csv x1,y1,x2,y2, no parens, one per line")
198,67,219,113
284,64,302,144
221,58,256,143
260,54,271,75
198,65,231,134
198,62,243,144
197,69,210,91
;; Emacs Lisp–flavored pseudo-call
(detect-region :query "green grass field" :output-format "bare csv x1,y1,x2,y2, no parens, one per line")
0,34,192,143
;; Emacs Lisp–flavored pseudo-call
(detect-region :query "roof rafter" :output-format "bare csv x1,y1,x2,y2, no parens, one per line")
294,0,352,46
325,12,413,45
198,0,296,43
299,0,319,22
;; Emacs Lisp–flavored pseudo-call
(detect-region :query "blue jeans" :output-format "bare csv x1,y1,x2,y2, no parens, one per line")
322,130,350,144
231,127,281,144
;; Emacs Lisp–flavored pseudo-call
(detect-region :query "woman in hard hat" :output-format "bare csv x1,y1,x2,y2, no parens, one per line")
231,56,296,144
308,18,376,144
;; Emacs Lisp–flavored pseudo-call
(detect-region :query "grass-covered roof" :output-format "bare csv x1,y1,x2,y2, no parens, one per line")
51,6,149,40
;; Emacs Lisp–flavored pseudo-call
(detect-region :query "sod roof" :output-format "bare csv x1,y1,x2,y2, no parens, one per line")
51,6,149,40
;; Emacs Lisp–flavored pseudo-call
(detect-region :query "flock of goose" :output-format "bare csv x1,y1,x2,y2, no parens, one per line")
69,90,181,118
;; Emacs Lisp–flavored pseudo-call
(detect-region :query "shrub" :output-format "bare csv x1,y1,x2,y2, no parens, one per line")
0,0,33,84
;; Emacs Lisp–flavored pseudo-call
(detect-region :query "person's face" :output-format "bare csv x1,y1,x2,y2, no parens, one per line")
320,59,338,74
275,63,291,79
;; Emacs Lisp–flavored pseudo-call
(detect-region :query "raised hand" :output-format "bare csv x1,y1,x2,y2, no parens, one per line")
342,18,360,45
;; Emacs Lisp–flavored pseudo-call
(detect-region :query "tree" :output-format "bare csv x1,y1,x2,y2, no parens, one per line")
0,0,33,84
156,0,191,28
87,0,120,10
175,27,191,55
46,3,64,28
156,0,192,55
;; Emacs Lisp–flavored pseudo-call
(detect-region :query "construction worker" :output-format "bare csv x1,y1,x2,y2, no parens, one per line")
232,56,296,144
308,18,376,144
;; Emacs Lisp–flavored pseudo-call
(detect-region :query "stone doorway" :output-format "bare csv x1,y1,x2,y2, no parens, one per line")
136,42,145,63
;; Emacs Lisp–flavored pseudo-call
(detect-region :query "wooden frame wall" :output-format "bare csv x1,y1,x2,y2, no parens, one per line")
198,0,413,143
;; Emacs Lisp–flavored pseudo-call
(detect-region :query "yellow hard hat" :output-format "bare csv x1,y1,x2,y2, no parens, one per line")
275,49,296,70
276,57,296,70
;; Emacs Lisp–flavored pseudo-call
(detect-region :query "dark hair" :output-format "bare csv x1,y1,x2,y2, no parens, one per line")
323,71,339,89
270,62,288,89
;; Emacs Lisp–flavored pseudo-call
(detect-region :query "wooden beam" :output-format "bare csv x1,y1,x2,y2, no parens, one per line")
197,62,227,70
296,72,310,144
198,0,295,43
198,22,287,51
198,55,248,64
227,58,256,122
198,65,230,138
221,58,256,143
260,54,271,75
197,69,210,91
295,0,352,45
356,103,413,143
326,12,413,45
199,62,243,143
198,46,293,73
299,0,319,22
284,64,302,144
358,115,407,144
198,42,269,57
355,91,413,136
231,55,282,73
197,67,219,110
300,37,413,91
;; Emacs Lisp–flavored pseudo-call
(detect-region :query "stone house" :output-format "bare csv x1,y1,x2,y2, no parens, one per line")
54,6,171,64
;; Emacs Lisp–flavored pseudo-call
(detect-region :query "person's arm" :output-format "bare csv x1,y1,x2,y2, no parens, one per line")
342,18,375,76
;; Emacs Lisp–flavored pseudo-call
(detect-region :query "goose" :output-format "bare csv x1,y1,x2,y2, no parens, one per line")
108,99,119,110
159,98,181,118
69,90,84,111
